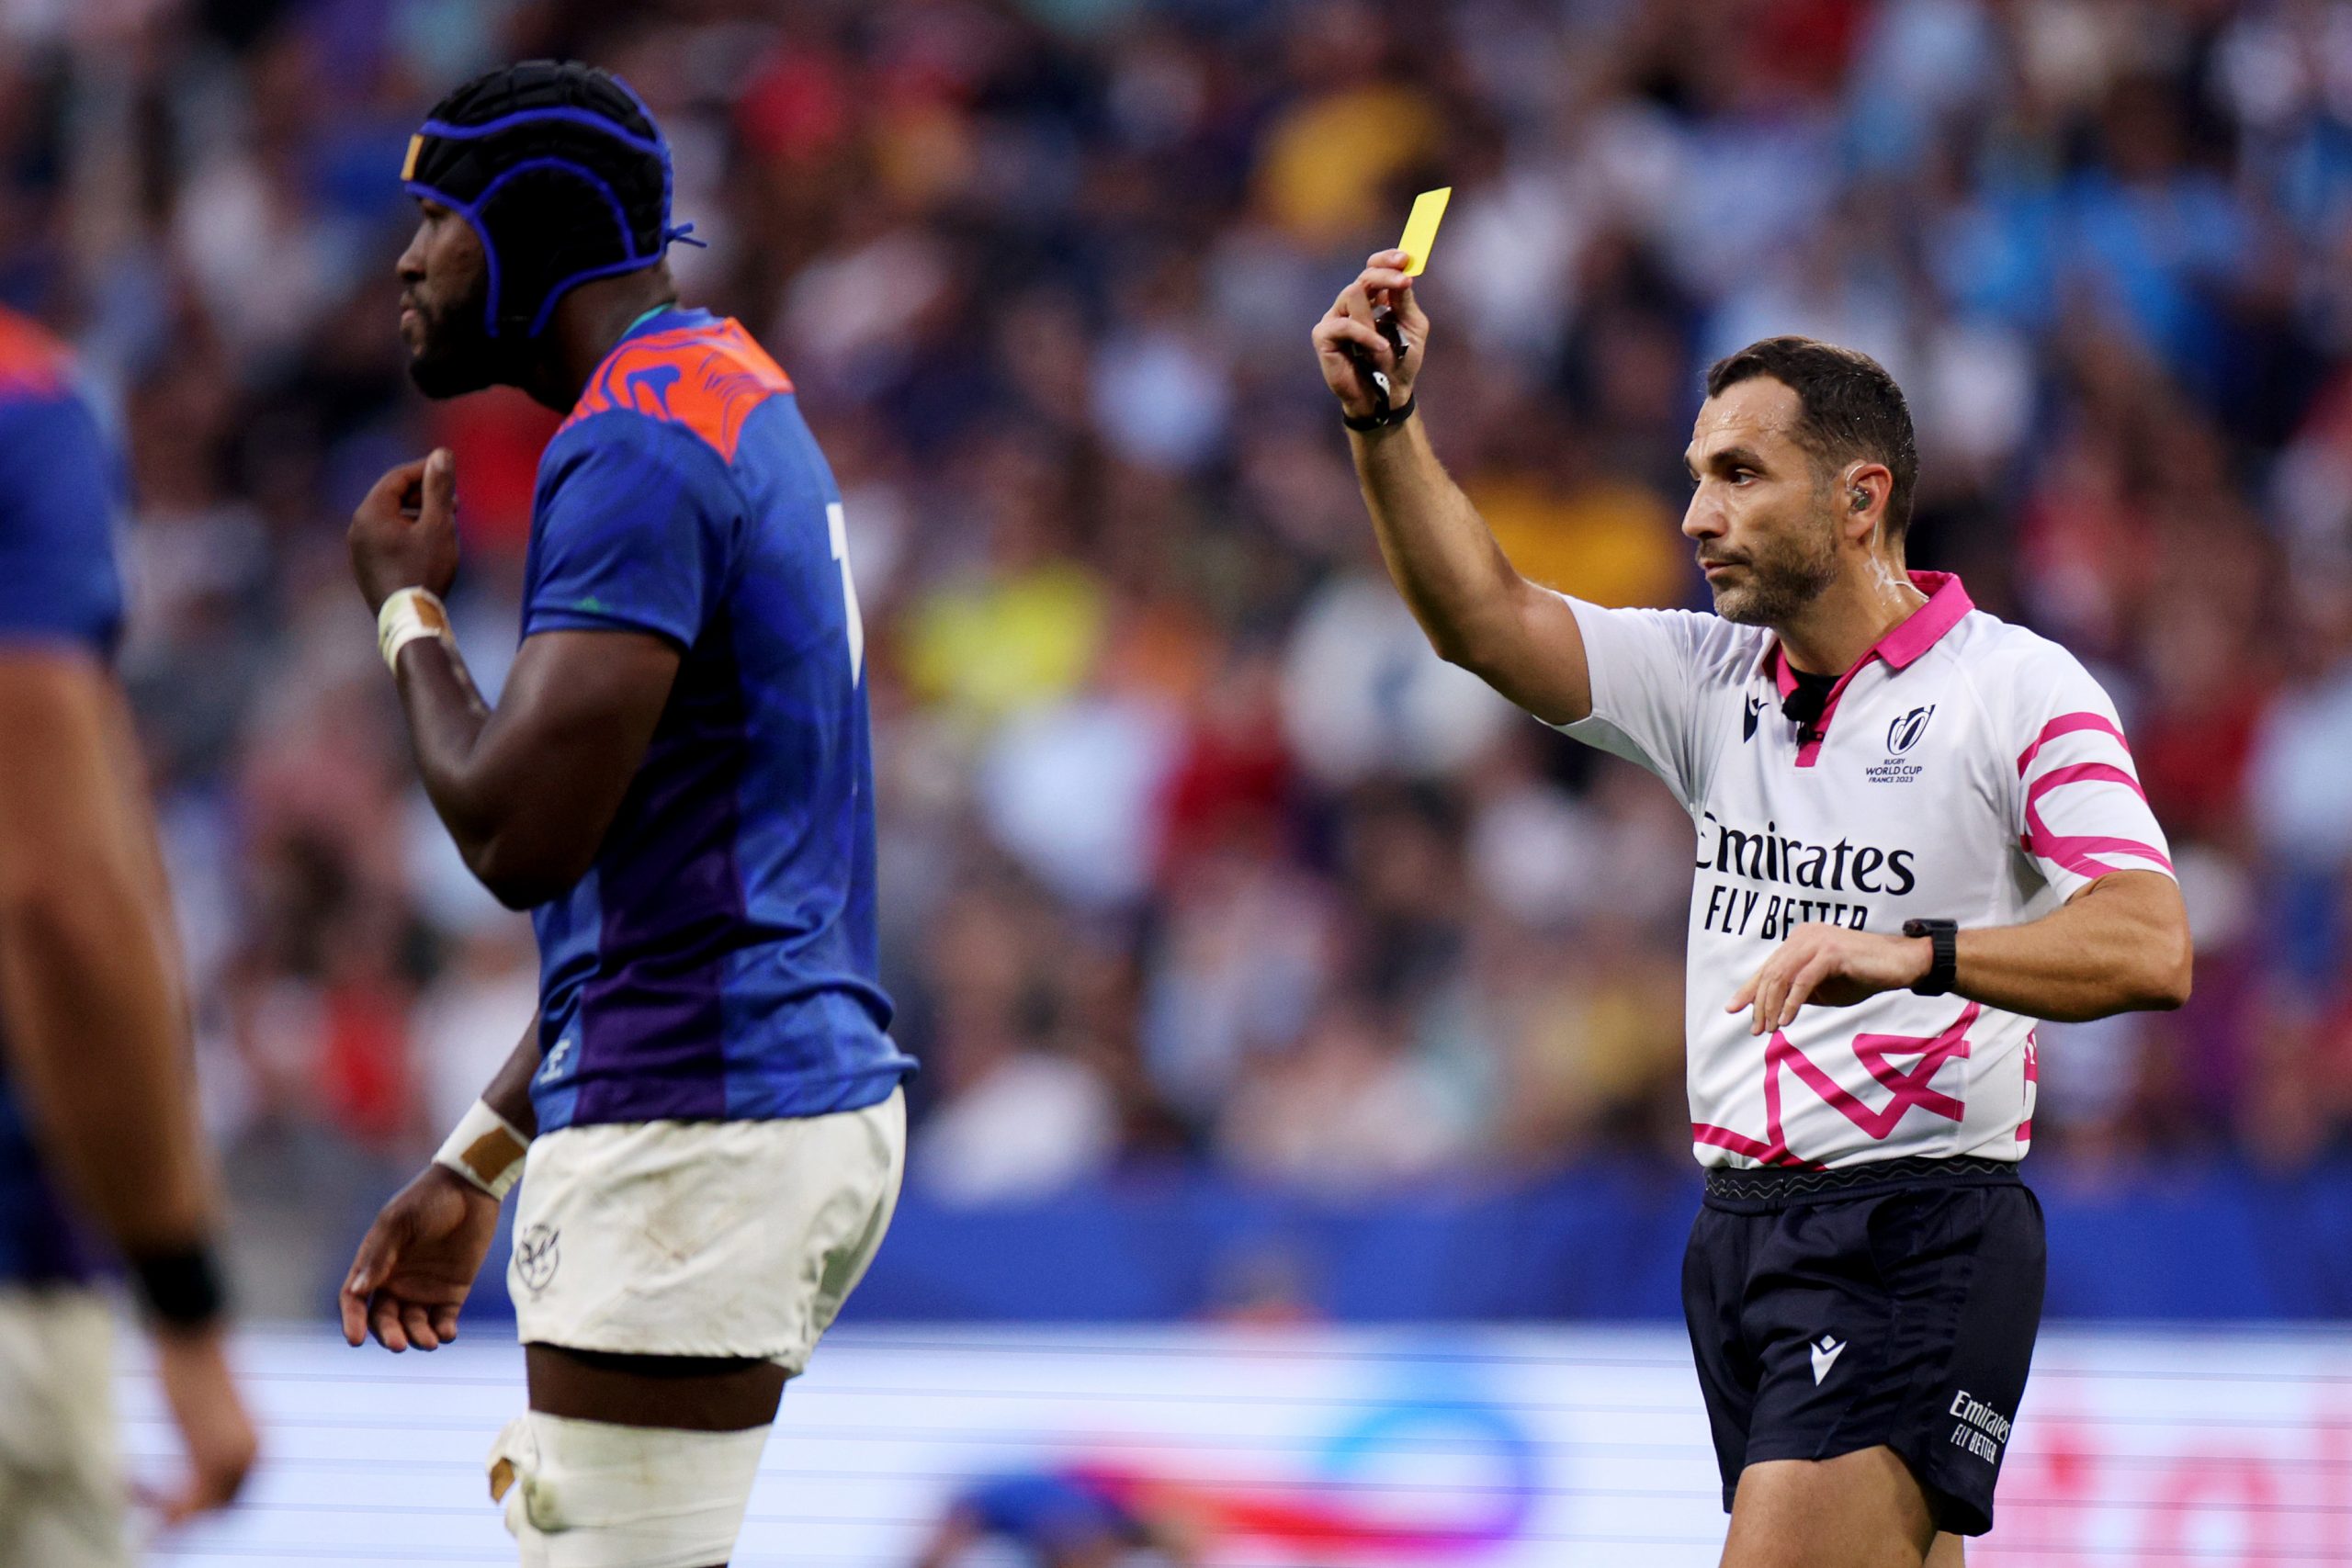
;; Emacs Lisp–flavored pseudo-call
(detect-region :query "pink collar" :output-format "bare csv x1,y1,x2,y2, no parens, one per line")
1762,571,1973,764
1765,570,1973,694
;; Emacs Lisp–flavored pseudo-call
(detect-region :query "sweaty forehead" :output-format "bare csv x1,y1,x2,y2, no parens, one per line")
1687,378,1809,466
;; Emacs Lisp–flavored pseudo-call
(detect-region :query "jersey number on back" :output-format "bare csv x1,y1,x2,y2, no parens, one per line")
826,501,865,683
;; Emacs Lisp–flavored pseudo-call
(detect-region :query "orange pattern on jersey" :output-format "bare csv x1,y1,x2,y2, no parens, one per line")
560,318,796,462
0,307,73,399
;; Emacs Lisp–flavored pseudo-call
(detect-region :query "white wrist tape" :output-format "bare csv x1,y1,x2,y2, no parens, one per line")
377,586,455,672
435,1099,531,1201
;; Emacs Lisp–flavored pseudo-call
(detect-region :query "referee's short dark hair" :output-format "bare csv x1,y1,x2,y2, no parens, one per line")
1705,336,1919,541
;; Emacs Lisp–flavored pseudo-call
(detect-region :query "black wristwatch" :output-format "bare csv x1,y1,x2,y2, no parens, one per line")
1342,391,1416,432
1902,918,1959,997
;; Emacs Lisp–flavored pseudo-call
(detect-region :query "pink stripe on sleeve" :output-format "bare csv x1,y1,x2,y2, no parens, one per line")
2026,759,2149,807
2017,711,2132,776
2021,757,2174,880
2029,836,2175,879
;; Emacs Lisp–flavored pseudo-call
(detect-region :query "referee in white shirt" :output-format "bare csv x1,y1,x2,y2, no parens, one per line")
1313,256,2192,1568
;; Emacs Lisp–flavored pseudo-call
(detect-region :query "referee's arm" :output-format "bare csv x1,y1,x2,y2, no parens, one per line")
1937,869,2190,1021
1731,870,2192,1034
1313,251,1594,728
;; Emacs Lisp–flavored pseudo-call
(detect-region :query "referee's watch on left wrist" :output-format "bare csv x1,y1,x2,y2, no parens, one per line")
1902,919,1960,997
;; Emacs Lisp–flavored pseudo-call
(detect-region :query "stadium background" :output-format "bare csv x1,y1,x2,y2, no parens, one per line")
3,0,2348,1561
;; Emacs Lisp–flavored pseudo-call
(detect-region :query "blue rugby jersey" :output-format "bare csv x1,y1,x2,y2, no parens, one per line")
0,308,126,1286
521,308,910,1130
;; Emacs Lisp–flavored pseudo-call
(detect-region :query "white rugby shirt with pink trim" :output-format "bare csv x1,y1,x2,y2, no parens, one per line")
1554,572,2174,1169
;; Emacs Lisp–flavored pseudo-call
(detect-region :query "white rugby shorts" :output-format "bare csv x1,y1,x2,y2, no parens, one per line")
0,1286,128,1568
507,1089,905,1370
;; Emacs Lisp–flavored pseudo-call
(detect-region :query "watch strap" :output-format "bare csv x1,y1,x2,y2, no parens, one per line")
1902,918,1959,997
1342,391,1417,432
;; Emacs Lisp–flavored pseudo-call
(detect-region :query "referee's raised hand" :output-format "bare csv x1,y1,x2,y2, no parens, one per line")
1313,250,1429,423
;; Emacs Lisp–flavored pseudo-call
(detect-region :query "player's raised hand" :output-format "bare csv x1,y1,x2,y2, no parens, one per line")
1312,249,1430,422
1727,923,1938,1035
340,1163,499,1353
349,447,459,612
146,1325,260,1525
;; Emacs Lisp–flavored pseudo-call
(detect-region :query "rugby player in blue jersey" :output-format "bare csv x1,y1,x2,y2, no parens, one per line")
339,62,912,1566
0,304,256,1558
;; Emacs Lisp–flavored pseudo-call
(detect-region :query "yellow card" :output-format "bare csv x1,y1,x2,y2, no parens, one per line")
1397,186,1451,276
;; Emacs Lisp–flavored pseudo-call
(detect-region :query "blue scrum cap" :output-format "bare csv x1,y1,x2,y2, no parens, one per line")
402,60,700,340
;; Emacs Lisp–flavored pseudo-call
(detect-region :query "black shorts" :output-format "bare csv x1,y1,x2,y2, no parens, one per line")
1681,1156,2046,1537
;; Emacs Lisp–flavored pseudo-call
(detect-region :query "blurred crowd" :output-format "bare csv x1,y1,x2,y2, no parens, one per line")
6,0,2352,1307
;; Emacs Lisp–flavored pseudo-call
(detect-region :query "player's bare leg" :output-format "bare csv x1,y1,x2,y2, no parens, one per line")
526,1345,787,1434
1721,1447,1962,1568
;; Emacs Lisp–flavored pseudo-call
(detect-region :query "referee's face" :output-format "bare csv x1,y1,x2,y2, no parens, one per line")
1681,377,1840,628
397,198,498,399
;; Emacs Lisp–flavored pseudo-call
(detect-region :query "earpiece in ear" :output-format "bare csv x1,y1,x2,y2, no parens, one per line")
1850,488,1869,511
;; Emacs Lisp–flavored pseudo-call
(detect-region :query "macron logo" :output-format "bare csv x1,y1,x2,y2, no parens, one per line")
537,1034,576,1084
1810,1335,1847,1384
1744,695,1764,741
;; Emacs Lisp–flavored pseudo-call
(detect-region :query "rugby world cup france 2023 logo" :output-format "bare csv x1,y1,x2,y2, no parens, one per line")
1868,705,1935,784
